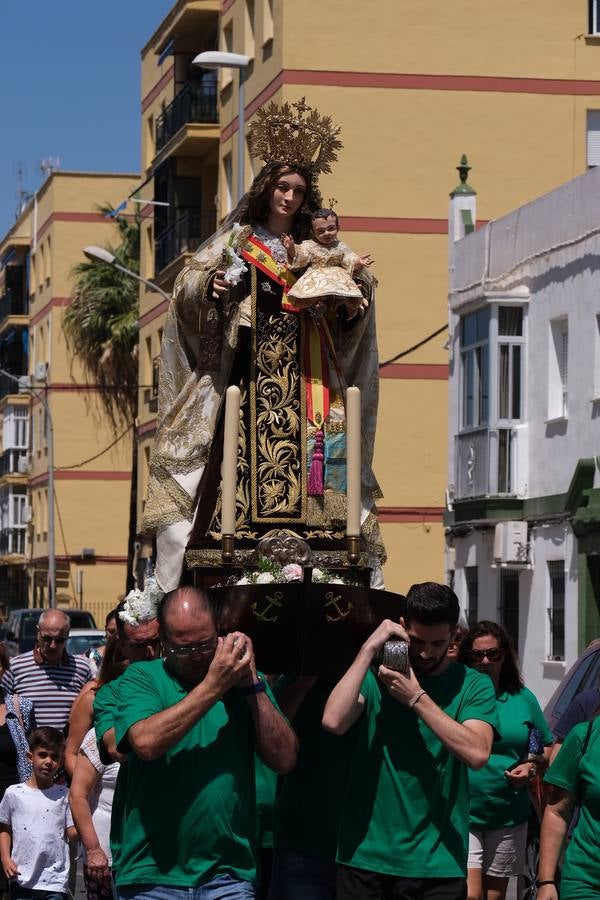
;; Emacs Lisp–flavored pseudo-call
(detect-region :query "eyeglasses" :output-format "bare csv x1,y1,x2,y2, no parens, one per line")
39,635,67,646
163,638,217,659
469,648,503,662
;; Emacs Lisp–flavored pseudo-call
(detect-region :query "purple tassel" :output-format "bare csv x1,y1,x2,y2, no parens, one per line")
308,429,324,496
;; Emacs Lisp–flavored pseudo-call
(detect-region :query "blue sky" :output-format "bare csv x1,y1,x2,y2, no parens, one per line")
0,1,175,235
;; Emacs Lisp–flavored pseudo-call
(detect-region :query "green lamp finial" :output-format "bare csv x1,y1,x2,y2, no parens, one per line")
450,154,476,197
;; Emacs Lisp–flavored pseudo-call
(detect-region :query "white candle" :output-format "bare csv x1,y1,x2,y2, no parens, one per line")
221,385,241,536
346,386,361,537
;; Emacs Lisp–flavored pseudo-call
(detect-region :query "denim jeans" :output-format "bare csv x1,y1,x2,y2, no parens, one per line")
268,849,337,900
117,875,255,900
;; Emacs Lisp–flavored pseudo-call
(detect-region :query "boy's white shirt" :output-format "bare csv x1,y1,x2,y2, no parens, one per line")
0,782,73,892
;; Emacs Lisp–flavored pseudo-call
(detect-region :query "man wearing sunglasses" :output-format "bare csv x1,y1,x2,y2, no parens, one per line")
2,609,92,732
323,582,499,900
112,585,298,900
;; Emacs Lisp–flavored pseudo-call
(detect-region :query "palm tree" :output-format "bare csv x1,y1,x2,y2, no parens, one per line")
63,206,141,592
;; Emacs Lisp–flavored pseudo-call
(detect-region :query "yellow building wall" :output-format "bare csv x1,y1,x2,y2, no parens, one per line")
23,172,139,618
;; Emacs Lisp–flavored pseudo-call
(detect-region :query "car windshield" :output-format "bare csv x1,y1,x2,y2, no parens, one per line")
67,636,104,656
22,615,41,638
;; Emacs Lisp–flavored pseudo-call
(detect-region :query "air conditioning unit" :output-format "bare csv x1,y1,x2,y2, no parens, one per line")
17,456,29,474
493,521,528,565
34,362,48,383
80,548,95,559
22,506,32,524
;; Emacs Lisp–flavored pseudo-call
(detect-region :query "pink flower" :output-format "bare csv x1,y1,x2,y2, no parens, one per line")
282,563,303,581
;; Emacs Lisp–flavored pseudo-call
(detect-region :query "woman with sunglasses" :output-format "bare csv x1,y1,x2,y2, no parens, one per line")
458,621,552,900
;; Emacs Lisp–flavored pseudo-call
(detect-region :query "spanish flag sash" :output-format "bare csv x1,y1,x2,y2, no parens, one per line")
242,236,340,482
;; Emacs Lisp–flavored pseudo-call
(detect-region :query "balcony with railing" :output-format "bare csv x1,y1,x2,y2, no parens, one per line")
455,427,521,500
0,344,28,403
0,527,26,557
156,82,218,154
0,450,28,478
155,209,217,273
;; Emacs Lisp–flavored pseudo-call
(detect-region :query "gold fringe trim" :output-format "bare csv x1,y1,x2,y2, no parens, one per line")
142,467,195,532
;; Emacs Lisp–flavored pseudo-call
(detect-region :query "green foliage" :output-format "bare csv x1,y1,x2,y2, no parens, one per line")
63,204,140,425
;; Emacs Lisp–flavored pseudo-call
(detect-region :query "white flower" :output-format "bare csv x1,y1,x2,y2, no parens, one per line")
119,576,163,626
282,564,302,581
312,568,324,581
224,250,247,285
256,572,275,584
236,576,251,585
329,577,345,585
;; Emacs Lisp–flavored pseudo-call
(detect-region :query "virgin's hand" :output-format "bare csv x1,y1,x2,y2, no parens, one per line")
212,269,230,300
204,632,252,694
358,254,374,268
362,619,408,659
505,762,537,786
378,664,421,706
86,846,110,880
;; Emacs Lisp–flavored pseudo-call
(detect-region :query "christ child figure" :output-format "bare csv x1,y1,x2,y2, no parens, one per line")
281,207,373,314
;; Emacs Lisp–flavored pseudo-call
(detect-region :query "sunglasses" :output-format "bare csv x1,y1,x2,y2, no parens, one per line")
469,648,503,662
39,635,67,646
163,638,218,659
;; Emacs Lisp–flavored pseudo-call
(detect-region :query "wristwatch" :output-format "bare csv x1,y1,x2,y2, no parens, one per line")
241,678,266,695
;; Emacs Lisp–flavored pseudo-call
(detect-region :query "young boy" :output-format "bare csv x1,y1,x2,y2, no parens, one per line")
0,726,77,900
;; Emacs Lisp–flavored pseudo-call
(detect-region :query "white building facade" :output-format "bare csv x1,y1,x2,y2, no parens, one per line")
447,165,600,706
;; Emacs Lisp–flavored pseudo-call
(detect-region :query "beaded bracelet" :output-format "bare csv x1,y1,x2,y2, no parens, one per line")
409,689,426,709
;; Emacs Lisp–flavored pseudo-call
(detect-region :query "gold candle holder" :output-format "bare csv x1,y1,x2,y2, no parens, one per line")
347,534,360,565
222,533,235,564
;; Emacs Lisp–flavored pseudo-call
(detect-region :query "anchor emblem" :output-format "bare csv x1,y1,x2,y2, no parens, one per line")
252,591,284,623
325,592,353,623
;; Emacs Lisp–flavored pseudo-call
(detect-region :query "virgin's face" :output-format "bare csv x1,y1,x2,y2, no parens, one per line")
269,171,307,219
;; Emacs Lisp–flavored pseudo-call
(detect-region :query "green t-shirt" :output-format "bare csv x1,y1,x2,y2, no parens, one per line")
469,686,552,830
93,679,120,743
113,659,260,888
337,662,499,878
255,755,277,850
273,678,358,861
544,718,600,900
93,677,126,872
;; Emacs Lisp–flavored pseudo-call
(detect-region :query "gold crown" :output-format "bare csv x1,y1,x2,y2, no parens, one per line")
248,97,343,176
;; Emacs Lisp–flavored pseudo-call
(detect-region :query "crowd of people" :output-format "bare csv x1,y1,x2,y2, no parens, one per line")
0,587,595,900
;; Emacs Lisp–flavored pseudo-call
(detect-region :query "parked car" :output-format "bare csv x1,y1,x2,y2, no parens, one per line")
4,608,97,657
66,629,105,658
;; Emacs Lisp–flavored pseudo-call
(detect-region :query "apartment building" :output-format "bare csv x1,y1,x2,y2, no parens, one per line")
137,0,600,592
0,171,138,622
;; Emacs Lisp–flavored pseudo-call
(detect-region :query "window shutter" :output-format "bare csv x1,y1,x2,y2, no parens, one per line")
587,110,600,166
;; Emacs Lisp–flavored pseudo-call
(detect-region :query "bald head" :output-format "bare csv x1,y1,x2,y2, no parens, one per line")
37,609,70,664
38,609,70,632
158,586,215,635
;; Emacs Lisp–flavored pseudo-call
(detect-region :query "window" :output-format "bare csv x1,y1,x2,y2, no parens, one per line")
590,1,600,34
499,570,519,653
244,0,255,57
145,114,155,169
547,561,565,661
45,237,51,284
587,110,600,168
460,308,490,429
0,486,27,555
3,406,29,450
262,0,274,45
223,153,233,214
548,316,568,419
465,567,478,626
221,22,234,89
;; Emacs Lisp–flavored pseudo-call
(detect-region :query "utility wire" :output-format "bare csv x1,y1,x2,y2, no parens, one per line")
379,324,448,369
55,423,133,471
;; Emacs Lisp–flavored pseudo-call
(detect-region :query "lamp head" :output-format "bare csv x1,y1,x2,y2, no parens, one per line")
83,245,116,265
192,51,250,69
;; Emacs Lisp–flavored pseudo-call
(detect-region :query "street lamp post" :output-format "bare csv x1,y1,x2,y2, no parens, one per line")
82,247,171,302
192,51,251,203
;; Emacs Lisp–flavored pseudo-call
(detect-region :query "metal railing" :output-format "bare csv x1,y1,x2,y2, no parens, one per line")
156,82,218,152
155,210,217,273
0,527,26,557
0,450,28,477
0,290,28,323
456,428,490,499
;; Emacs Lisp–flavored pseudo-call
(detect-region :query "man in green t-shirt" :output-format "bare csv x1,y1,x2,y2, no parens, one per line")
323,582,499,900
113,586,298,900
